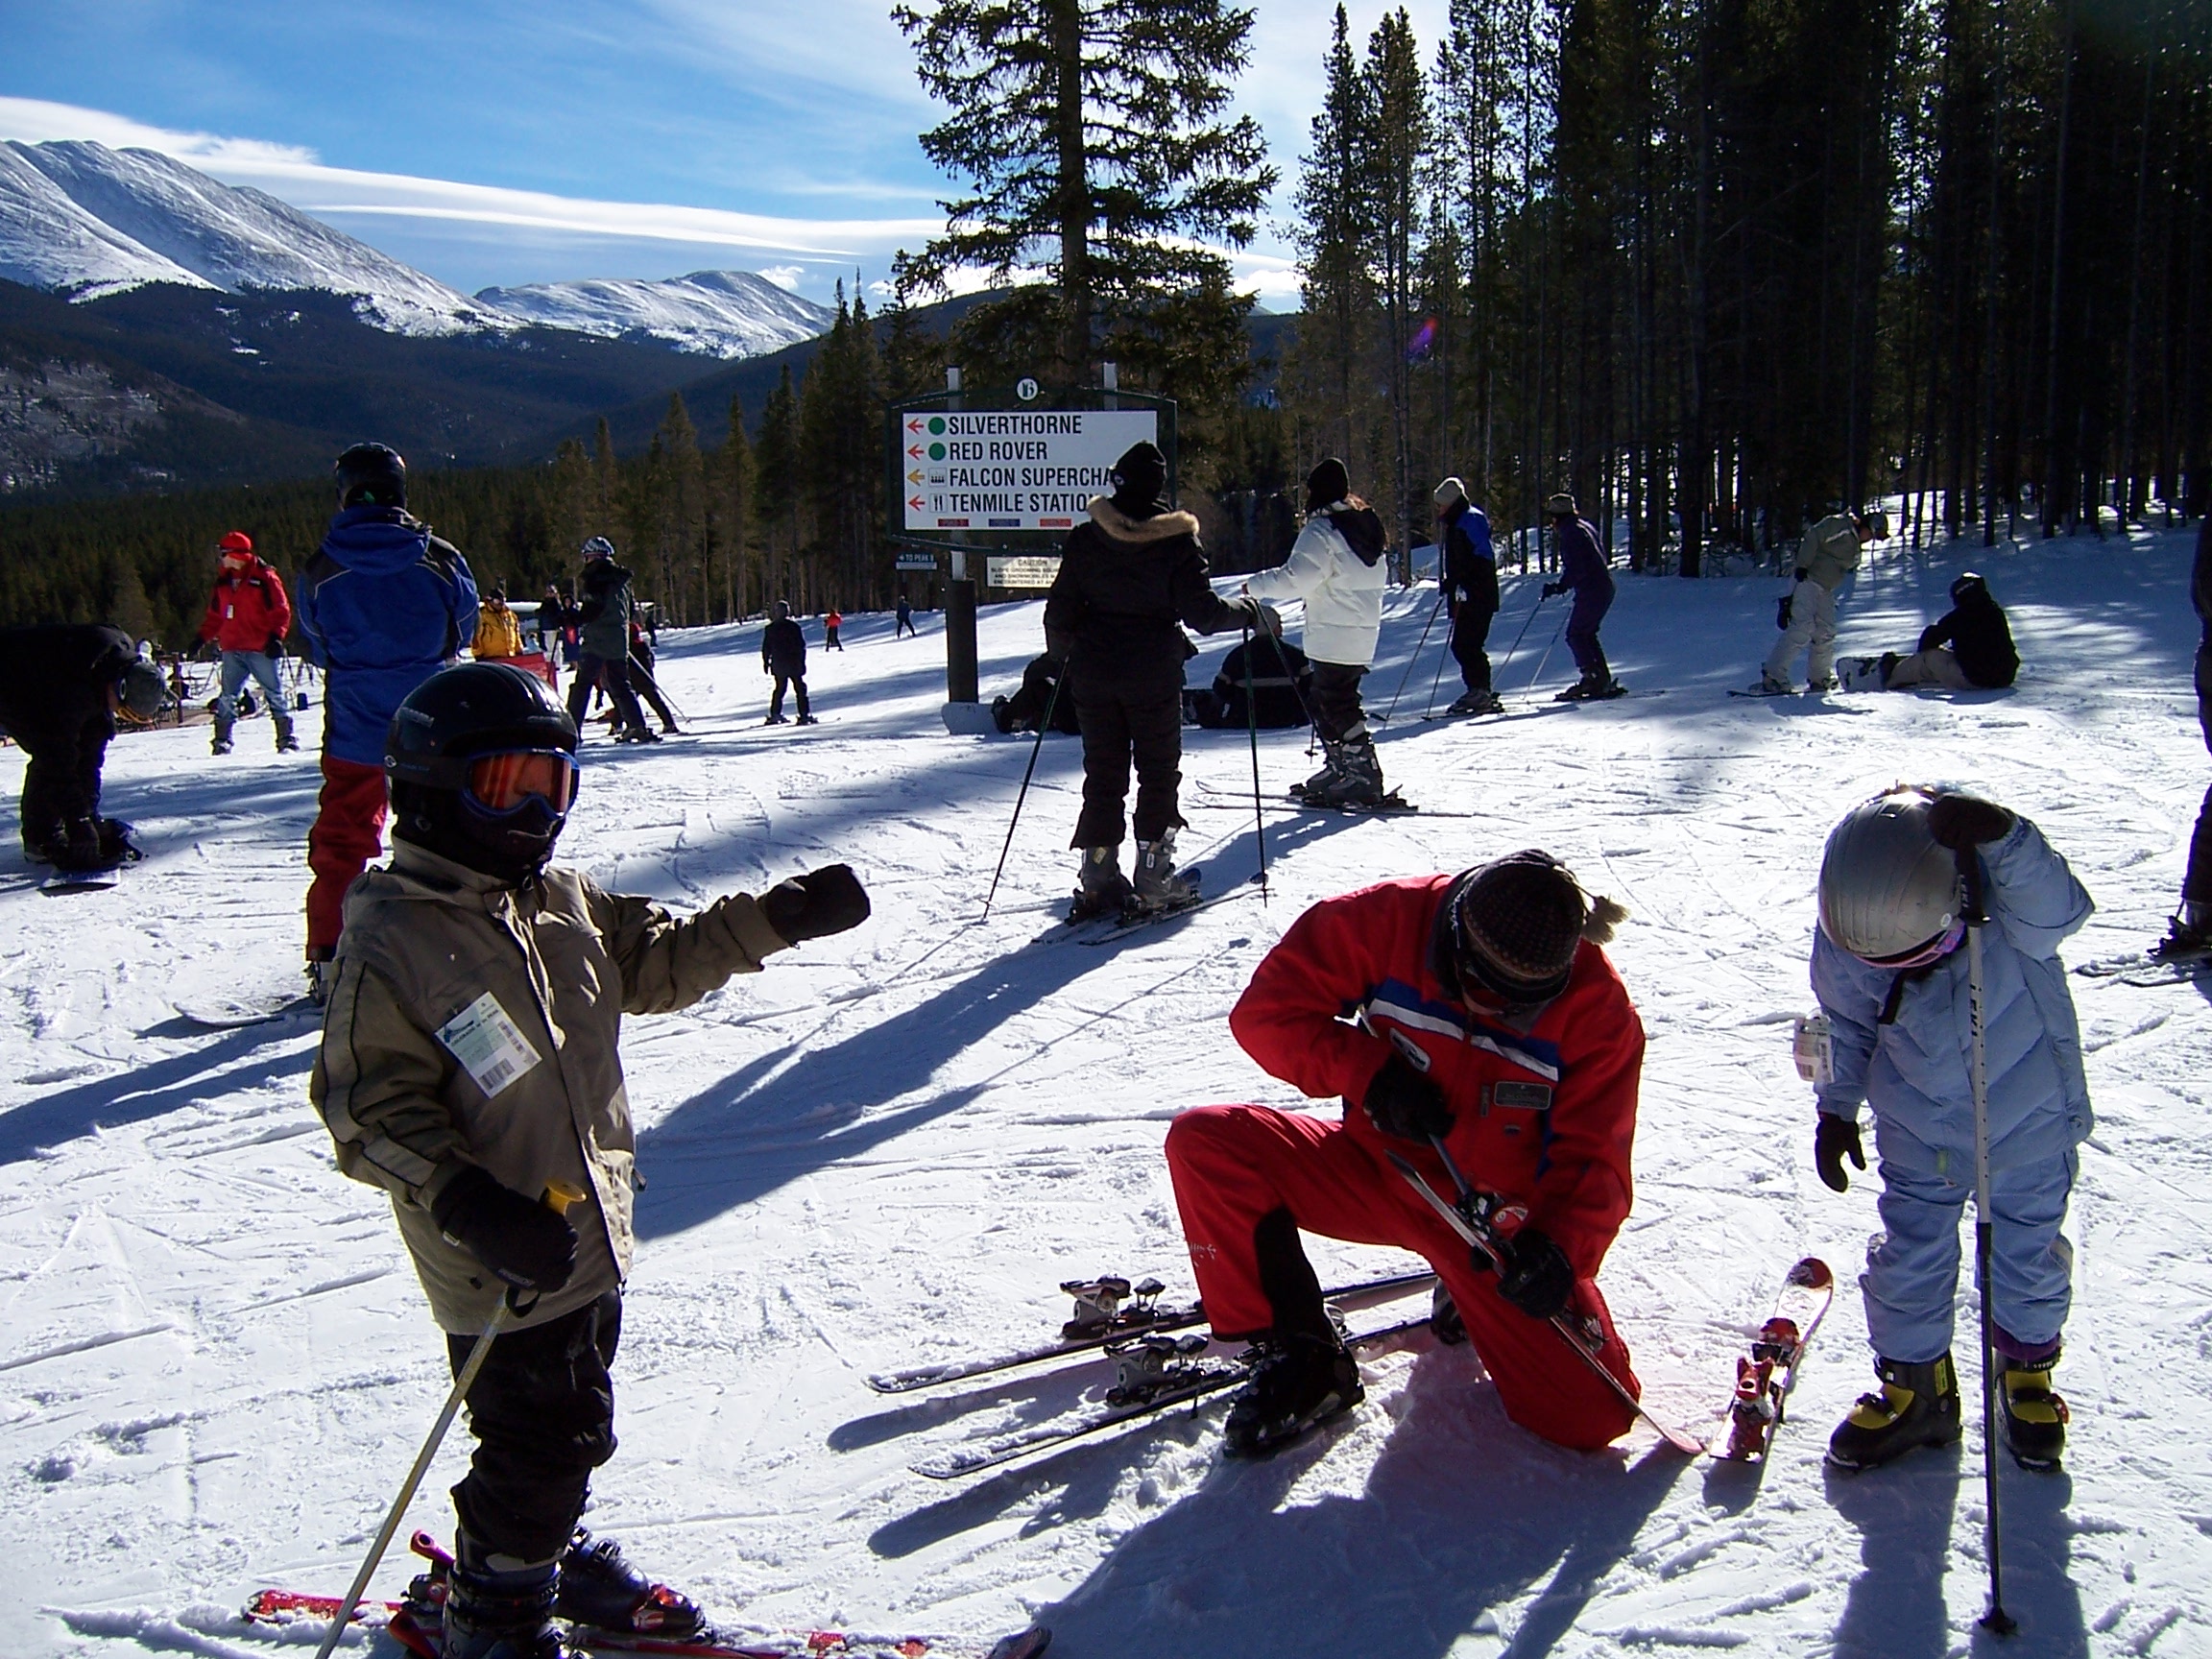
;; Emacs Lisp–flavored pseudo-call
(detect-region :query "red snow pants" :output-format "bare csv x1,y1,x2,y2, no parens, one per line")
306,755,389,954
1166,1103,1640,1452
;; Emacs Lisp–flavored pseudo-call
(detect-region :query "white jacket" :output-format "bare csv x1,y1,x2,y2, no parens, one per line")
1246,512,1386,668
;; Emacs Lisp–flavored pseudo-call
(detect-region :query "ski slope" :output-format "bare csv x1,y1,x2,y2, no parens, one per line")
2,522,2207,1659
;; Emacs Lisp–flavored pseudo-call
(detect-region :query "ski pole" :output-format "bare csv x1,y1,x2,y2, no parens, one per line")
1242,627,1268,902
1422,622,1454,719
980,672,1064,920
1523,610,1568,700
1493,591,1548,680
1959,844,2017,1637
1380,589,1448,723
312,1183,586,1659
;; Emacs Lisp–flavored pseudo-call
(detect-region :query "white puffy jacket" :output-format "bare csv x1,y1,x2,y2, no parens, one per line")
1246,510,1387,668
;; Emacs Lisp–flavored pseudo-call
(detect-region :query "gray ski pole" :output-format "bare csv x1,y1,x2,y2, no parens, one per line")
981,673,1064,920
1959,844,2017,1636
312,1183,584,1659
1242,627,1268,902
1522,610,1568,700
1380,589,1448,723
1493,591,1547,679
1422,623,1454,718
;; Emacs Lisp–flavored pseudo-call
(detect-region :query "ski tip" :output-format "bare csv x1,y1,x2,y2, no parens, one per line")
988,1628,1053,1659
1787,1257,1835,1289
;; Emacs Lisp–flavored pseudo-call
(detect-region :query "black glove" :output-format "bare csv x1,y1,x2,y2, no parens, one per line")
1493,1227,1575,1320
760,863,871,945
1541,581,1566,600
1776,593,1793,630
1928,793,2012,850
1360,1050,1454,1142
432,1166,578,1293
1815,1113,1865,1193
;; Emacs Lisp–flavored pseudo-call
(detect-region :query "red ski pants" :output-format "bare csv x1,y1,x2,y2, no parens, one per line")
305,755,388,954
1165,1103,1640,1451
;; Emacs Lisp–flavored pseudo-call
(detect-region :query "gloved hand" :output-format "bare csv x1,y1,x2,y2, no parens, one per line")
1541,581,1566,600
1928,792,2012,850
1248,600,1286,637
1815,1112,1865,1193
760,863,871,945
432,1166,578,1293
1360,1050,1454,1142
1492,1227,1575,1319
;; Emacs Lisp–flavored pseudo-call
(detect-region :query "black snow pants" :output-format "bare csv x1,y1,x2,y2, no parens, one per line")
566,654,649,736
1309,661,1370,744
1072,679,1185,848
14,704,111,860
447,1290,621,1563
628,650,678,730
770,674,810,719
1450,602,1499,692
2187,644,2212,905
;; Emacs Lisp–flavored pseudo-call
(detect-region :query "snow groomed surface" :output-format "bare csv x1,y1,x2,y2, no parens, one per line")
2,522,2206,1656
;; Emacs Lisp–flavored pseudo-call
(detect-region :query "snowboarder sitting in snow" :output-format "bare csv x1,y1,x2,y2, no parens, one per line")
1810,786,2090,1473
761,599,814,725
1165,852,1645,1456
0,624,167,872
1540,492,1622,700
310,661,869,1659
1187,633,1311,730
993,652,1084,736
1839,571,2019,693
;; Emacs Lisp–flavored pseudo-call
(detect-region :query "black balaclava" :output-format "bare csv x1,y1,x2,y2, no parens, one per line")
1110,442,1168,517
1306,457,1351,515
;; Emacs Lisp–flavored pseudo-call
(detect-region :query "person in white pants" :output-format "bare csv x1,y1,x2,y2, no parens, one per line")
1762,511,1872,692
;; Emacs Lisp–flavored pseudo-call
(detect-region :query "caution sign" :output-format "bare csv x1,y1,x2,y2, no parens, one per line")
899,409,1159,531
986,555,1061,589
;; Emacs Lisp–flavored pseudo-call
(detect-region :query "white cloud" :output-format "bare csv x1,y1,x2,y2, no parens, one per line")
757,264,806,291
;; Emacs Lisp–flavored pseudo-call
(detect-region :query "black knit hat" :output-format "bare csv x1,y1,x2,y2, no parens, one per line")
1110,442,1167,513
1447,850,1625,1002
1306,457,1351,514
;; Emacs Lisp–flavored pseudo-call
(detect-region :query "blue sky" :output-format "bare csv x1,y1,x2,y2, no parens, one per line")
0,1,1451,306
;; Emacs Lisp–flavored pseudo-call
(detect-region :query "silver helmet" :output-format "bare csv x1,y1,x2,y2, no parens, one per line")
1817,789,1961,962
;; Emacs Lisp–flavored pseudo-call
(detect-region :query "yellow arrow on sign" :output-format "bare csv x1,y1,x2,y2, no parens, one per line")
907,469,926,485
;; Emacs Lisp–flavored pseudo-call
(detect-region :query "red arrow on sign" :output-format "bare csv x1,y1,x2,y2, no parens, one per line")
906,418,925,433
907,445,925,459
907,495,926,511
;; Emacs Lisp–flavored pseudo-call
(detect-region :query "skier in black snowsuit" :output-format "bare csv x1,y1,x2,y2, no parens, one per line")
1189,634,1311,730
0,624,167,871
1043,440,1273,917
994,653,1084,735
2156,515,2212,960
761,600,812,724
1434,476,1503,714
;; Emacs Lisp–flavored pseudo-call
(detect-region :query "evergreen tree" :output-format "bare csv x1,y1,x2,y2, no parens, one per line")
756,366,804,606
1286,6,1377,469
711,395,756,620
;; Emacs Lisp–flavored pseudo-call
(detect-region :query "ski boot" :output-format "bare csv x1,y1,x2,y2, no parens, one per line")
2149,901,2212,964
1131,830,1197,913
1223,1329,1364,1458
274,714,300,752
1750,673,1794,697
1807,673,1839,692
304,950,334,1007
794,713,819,726
763,711,790,726
1301,737,1385,807
441,1531,565,1659
617,727,662,744
1289,739,1343,800
555,1528,705,1639
1446,687,1504,716
1429,1282,1468,1346
211,717,235,757
1555,671,1622,702
96,818,143,865
1825,1353,1961,1470
1998,1352,2068,1471
1069,845,1135,922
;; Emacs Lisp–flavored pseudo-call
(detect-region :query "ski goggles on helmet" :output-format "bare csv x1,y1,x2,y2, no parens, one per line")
1859,916,1965,972
464,750,579,817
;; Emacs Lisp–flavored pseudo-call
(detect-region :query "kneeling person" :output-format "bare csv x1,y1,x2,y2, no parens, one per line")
310,662,869,1658
1166,852,1644,1456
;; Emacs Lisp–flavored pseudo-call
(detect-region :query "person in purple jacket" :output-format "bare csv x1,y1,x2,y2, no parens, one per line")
295,444,478,1000
1539,493,1621,700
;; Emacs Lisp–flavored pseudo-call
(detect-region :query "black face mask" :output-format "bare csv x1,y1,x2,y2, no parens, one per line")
395,786,564,884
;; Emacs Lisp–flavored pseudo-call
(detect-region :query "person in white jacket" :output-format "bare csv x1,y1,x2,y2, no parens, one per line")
1246,459,1391,806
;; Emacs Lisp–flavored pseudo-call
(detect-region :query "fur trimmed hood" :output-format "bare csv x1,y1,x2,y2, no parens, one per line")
1089,496,1202,544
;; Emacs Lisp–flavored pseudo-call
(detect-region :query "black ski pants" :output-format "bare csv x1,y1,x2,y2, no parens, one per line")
2187,644,2212,904
14,704,110,859
1450,602,1499,691
770,673,810,719
1071,681,1184,847
1309,661,1370,744
566,654,649,736
447,1290,621,1564
628,652,678,730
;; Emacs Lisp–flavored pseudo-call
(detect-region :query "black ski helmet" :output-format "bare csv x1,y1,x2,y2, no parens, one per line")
1951,570,1987,604
118,659,168,720
336,443,408,510
386,662,578,879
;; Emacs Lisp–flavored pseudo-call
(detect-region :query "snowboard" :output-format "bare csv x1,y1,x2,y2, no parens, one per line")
1712,1257,1835,1464
40,868,120,894
175,994,321,1029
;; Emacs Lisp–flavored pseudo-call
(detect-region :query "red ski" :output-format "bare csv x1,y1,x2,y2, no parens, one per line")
1712,1257,1835,1463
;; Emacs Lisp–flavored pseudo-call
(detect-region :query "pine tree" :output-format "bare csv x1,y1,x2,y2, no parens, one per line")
712,395,755,620
1287,5,1376,469
757,365,804,606
1364,8,1430,569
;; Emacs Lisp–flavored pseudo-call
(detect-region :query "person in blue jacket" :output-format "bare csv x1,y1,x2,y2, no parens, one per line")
1539,493,1620,700
295,444,479,998
1433,476,1502,715
1810,786,2091,1474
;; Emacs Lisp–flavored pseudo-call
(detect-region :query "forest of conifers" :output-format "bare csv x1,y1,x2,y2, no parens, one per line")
0,0,2203,643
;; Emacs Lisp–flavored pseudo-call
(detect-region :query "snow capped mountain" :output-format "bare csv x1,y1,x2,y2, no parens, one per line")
473,269,834,358
0,139,504,335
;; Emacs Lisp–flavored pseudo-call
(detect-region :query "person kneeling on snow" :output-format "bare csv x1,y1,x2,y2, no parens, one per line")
1840,571,2019,693
0,623,167,872
309,661,869,1659
993,652,1084,736
1165,853,1645,1457
1810,787,2089,1473
1188,632,1311,730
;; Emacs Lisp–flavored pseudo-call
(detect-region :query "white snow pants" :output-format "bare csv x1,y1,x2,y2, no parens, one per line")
1765,576,1839,686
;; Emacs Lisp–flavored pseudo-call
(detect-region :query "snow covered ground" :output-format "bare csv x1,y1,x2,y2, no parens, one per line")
3,521,2208,1659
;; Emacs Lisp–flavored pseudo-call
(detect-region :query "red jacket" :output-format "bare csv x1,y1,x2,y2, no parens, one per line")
1227,874,1644,1279
199,558,293,653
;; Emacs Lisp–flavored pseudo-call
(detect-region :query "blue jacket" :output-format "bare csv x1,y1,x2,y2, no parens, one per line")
1441,501,1498,614
298,507,479,766
1555,516,1614,602
1812,815,2094,1181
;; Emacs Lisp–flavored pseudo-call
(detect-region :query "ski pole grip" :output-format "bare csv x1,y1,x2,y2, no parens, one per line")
542,1180,586,1215
1955,843,1987,926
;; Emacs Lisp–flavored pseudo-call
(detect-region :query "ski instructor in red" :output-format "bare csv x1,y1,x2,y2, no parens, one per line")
1166,851,1646,1455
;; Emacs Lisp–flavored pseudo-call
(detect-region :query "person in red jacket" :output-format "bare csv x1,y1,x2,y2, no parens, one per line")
197,531,298,755
1165,851,1644,1456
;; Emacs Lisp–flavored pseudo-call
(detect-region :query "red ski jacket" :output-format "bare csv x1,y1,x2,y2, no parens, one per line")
199,558,294,654
1227,874,1644,1279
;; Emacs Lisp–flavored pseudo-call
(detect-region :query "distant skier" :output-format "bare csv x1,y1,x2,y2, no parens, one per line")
1839,571,2019,692
1165,852,1642,1456
565,539,657,744
311,661,870,1659
1433,477,1503,715
1540,493,1621,700
198,530,299,755
625,619,680,734
825,608,845,650
1245,458,1389,806
1759,509,1873,694
2155,516,2212,961
470,588,526,661
1044,440,1273,917
896,596,919,638
0,623,167,872
761,599,813,725
296,443,479,998
1188,633,1311,730
1810,787,2089,1472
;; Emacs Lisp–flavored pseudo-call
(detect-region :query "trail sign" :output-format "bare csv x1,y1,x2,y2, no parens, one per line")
986,555,1061,589
900,409,1159,531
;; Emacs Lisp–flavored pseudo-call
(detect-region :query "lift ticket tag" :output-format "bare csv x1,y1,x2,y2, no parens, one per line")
437,993,543,1099
1792,1014,1835,1085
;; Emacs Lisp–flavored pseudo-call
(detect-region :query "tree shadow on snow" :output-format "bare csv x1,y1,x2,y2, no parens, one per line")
875,1341,1690,1659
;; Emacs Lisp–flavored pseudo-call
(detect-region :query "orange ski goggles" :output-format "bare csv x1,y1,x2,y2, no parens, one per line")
466,750,579,816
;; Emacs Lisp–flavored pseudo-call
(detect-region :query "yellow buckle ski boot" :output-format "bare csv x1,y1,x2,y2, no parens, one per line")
1826,1353,1961,1470
1999,1352,2068,1471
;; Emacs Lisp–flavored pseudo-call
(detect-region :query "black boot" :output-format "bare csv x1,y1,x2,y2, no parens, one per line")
442,1531,565,1659
555,1528,704,1638
1826,1353,1962,1470
1999,1352,2069,1472
1222,1210,1366,1457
